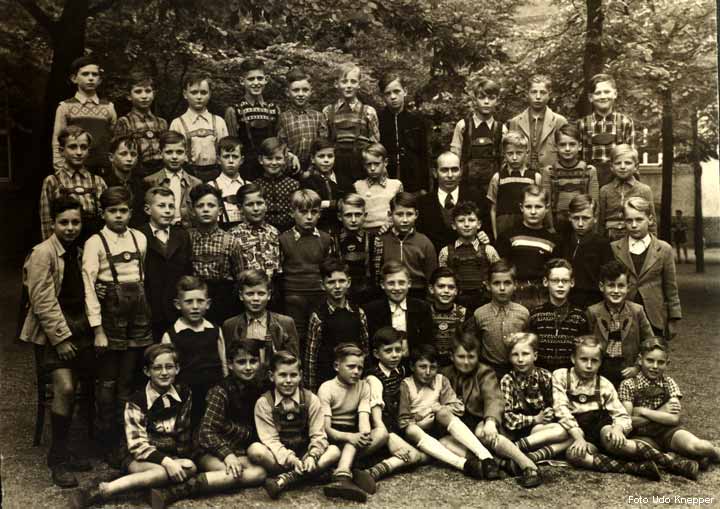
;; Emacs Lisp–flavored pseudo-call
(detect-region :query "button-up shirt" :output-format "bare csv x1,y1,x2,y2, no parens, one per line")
322,99,380,142
437,187,459,210
277,107,328,168
228,222,280,279
114,109,168,163
500,367,554,431
629,234,652,255
618,372,682,411
579,110,635,165
390,298,408,332
188,226,244,282
471,301,529,366
212,172,246,223
598,177,657,235
170,109,229,166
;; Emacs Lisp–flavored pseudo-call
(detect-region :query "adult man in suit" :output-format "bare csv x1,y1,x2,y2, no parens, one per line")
139,186,193,341
415,151,490,252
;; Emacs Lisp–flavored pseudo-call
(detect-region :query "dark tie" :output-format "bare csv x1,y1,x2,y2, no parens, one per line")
444,193,454,210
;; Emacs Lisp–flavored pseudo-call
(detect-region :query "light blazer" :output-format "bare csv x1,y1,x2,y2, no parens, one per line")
611,235,682,330
20,235,78,346
586,301,654,367
222,311,300,357
143,169,202,228
507,107,568,169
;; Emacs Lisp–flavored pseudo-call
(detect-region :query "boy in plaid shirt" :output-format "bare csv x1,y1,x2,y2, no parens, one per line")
70,344,195,508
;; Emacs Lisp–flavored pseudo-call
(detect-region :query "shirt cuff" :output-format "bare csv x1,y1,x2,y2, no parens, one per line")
88,314,102,328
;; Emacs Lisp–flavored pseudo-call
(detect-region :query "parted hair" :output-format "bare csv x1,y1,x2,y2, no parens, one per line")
58,126,92,149
100,186,132,209
175,275,208,298
143,343,179,369
503,332,539,353
269,350,301,373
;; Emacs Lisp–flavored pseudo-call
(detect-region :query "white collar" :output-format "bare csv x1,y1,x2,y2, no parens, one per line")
217,172,245,185
472,113,495,128
173,318,214,332
146,383,181,409
149,222,169,235
273,388,301,405
389,299,408,312
74,91,100,105
186,109,210,123
164,168,188,181
100,225,130,241
629,234,652,255
437,187,459,203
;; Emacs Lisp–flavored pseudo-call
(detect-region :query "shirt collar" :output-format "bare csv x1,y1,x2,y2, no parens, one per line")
437,187,459,204
100,225,129,241
146,382,181,410
130,109,156,121
58,162,91,179
454,237,480,251
327,299,353,314
292,226,320,240
570,368,598,389
174,318,214,332
367,175,388,187
377,363,402,378
335,97,359,111
149,222,170,236
613,175,637,187
490,301,511,315
636,372,663,386
273,388,301,406
593,110,615,121
49,234,67,258
217,172,245,186
472,113,495,129
413,374,436,390
164,168,188,183
245,312,268,327
389,299,407,313
74,90,100,105
186,109,210,124
530,107,548,121
244,94,266,106
629,234,652,254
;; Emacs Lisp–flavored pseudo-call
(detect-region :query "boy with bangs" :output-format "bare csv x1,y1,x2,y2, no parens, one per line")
438,200,500,313
278,67,329,172
209,136,246,229
450,76,505,194
143,130,203,228
578,73,635,187
40,126,108,241
249,351,341,499
500,332,572,465
70,344,196,508
278,189,334,347
140,186,193,342
222,269,299,363
529,258,589,373
187,184,245,325
305,258,369,392
228,183,281,282
149,339,270,508
53,55,117,175
323,62,380,192
301,138,343,233
114,71,168,175
620,338,720,467
319,344,388,502
225,58,281,182
507,74,568,172
427,267,466,367
170,72,229,182
558,194,613,309
443,333,542,488
82,186,152,466
554,335,699,480
398,344,497,480
587,260,653,388
105,135,146,227
21,196,93,488
486,130,542,239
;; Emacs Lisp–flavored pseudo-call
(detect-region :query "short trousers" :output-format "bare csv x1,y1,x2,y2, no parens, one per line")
42,339,96,376
101,282,153,349
632,422,687,451
575,410,614,447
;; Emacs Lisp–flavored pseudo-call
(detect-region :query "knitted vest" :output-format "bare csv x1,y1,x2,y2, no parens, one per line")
64,97,114,169
547,161,592,214
168,325,224,385
233,100,279,152
279,232,331,293
315,303,366,385
327,103,371,147
496,168,538,216
220,376,265,438
367,364,405,429
265,389,312,454
446,243,491,292
431,304,466,359
128,384,192,457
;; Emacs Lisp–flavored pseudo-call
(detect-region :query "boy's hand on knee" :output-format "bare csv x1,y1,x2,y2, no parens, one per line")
480,419,499,447
568,438,590,457
161,457,187,482
224,454,244,478
56,340,78,361
289,455,304,474
302,456,317,473
349,432,372,449
604,426,626,449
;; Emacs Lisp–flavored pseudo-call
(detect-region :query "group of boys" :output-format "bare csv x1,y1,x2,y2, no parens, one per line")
21,53,720,508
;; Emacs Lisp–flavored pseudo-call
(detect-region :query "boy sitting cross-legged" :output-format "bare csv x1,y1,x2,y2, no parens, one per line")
305,258,370,392
398,344,496,480
70,344,196,508
620,338,720,469
442,332,542,488
319,344,388,502
499,333,572,467
249,351,341,499
554,335,699,481
355,327,429,494
149,339,269,508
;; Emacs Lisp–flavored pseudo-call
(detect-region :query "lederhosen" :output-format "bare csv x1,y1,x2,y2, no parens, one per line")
64,97,114,175
97,230,152,348
267,389,312,456
327,103,371,193
548,161,593,231
236,101,279,182
460,116,503,194
567,370,613,445
210,177,243,230
125,113,166,177
583,113,625,188
54,178,104,243
178,115,221,183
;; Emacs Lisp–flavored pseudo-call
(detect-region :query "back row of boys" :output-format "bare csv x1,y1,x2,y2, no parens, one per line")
29,187,718,509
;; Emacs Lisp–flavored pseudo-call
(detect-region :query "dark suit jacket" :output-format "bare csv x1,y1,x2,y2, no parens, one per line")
611,235,682,330
416,185,489,252
363,297,433,354
140,223,193,335
221,311,299,357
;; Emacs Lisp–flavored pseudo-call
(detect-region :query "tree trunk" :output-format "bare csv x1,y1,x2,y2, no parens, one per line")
577,0,604,117
691,109,704,273
659,87,673,242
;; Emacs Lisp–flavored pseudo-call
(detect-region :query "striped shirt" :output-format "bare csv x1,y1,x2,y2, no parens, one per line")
188,226,244,282
496,225,559,281
552,368,632,433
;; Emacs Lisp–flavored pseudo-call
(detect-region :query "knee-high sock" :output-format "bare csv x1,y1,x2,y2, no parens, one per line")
416,435,465,470
446,417,492,460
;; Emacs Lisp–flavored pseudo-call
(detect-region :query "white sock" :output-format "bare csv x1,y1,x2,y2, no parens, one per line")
417,434,466,471
447,417,492,460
